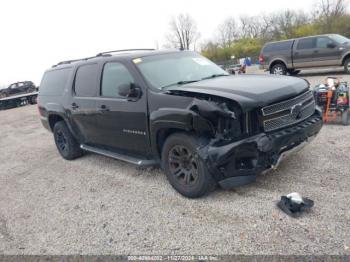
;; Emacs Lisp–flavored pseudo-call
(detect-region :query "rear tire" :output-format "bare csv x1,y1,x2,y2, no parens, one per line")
344,58,350,74
161,133,216,198
28,96,37,105
270,63,287,75
53,121,83,160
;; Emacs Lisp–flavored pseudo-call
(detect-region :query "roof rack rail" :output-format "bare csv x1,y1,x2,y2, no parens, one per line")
52,56,97,68
96,49,155,57
52,49,156,68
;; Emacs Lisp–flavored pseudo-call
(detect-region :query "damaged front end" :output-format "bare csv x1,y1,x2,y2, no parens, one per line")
182,92,322,189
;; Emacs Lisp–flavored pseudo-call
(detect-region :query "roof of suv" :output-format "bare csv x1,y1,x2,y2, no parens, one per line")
264,34,340,46
51,49,187,69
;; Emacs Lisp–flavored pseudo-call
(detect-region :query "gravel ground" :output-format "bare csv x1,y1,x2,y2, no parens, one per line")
0,71,350,255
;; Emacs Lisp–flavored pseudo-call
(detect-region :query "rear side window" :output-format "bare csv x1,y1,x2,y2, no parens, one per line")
39,68,71,96
263,41,293,52
74,63,98,97
101,62,135,98
297,38,316,50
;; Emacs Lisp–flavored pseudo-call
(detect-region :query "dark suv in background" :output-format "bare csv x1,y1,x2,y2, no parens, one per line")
259,34,350,75
0,81,37,98
38,49,322,198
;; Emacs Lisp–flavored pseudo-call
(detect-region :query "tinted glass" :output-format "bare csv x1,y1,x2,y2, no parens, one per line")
136,52,227,90
39,68,72,96
316,37,333,48
297,38,316,49
101,62,135,98
74,64,98,97
263,41,293,52
329,34,349,44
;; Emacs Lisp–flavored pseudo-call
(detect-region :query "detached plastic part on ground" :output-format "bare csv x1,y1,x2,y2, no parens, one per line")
277,192,314,218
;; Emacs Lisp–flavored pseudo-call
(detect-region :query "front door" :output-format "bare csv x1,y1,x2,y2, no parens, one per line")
314,36,342,66
93,61,150,156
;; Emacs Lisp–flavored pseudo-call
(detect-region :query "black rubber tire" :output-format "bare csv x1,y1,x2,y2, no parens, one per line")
344,58,350,74
270,63,287,75
341,110,349,126
53,121,83,160
161,133,216,198
28,96,37,105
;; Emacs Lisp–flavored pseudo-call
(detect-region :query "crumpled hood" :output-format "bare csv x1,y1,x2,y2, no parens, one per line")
167,74,309,112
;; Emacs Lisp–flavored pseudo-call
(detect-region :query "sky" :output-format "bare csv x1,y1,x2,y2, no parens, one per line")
0,0,315,87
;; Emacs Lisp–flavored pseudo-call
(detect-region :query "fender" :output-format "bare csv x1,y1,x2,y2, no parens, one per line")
341,51,350,64
150,107,215,157
43,102,82,142
268,57,289,69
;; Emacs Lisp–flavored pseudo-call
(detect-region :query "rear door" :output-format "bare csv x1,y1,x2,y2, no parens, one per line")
68,63,100,144
314,36,341,66
93,60,150,156
293,37,317,68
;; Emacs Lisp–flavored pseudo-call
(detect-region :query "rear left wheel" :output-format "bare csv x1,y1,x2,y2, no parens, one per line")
270,63,287,75
53,121,83,160
161,133,216,198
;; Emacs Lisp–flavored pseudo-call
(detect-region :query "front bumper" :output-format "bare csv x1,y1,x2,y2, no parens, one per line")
199,112,323,189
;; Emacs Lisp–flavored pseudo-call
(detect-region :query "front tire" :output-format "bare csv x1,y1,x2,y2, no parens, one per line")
344,58,350,74
161,133,216,198
270,63,287,75
53,121,83,160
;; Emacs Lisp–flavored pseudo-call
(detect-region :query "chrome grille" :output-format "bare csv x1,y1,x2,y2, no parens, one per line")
262,91,316,132
262,90,314,116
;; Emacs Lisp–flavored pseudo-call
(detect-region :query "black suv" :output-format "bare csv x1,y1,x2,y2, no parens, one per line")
0,81,36,98
38,50,323,198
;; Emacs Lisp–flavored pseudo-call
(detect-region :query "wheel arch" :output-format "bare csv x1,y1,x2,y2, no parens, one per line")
150,109,214,159
48,114,65,131
341,53,350,65
269,59,287,71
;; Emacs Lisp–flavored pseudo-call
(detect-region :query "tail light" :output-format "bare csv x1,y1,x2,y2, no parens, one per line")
259,55,264,64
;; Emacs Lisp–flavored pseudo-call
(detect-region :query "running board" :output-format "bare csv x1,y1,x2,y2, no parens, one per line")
80,144,157,167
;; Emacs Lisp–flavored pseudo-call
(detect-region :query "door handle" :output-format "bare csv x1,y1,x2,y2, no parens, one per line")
98,105,110,112
71,103,79,109
313,50,319,53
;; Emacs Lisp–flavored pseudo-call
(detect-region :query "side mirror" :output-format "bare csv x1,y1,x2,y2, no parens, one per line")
327,43,336,48
118,83,131,97
118,83,142,100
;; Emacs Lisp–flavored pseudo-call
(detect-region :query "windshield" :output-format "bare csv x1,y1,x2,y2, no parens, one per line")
134,52,228,90
329,34,349,45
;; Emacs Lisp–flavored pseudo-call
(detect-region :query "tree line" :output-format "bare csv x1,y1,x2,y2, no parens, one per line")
165,0,350,64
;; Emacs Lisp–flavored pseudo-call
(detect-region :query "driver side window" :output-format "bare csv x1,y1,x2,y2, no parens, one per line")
316,37,334,48
101,62,135,98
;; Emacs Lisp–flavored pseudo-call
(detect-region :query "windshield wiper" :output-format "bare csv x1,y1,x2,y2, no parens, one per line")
201,74,229,80
160,80,200,89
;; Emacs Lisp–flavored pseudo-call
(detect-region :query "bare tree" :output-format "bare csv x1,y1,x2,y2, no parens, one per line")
268,10,309,39
315,0,348,32
166,14,200,50
217,17,238,47
239,16,264,38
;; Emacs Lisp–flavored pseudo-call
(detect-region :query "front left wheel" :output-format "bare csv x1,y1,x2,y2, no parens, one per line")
161,133,216,198
53,121,83,160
